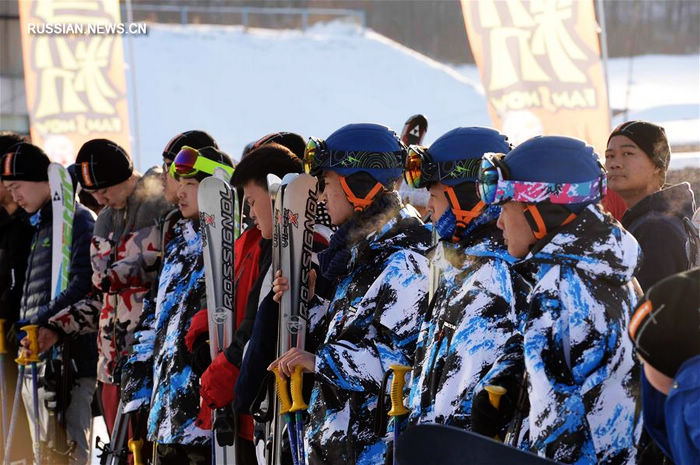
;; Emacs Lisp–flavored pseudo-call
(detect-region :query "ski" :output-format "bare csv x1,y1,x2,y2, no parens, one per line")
199,175,240,465
400,114,428,146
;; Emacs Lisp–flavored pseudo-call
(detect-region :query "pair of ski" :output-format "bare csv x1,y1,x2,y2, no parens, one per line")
198,170,242,465
3,163,74,465
264,173,319,465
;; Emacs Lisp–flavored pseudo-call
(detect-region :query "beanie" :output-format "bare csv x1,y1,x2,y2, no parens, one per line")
244,132,306,160
629,267,700,378
163,130,218,162
1,142,50,182
608,121,670,172
75,139,133,189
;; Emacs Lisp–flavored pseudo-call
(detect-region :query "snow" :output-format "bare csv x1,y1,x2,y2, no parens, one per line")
125,22,698,171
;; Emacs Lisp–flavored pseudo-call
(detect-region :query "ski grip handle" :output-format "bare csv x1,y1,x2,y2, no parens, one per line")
485,385,507,410
273,368,292,414
129,438,144,465
388,364,411,417
290,365,308,412
0,319,6,354
21,325,40,363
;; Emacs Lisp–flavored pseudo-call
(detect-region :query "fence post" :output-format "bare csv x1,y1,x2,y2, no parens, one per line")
302,10,308,31
242,7,248,30
180,5,188,25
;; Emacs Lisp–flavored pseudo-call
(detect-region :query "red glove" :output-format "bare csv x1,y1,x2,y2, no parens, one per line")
195,402,212,430
186,309,209,352
200,352,240,409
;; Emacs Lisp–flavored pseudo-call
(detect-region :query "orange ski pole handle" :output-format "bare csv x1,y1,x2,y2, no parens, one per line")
388,364,411,417
485,385,507,441
0,319,7,355
273,367,293,415
290,365,308,412
128,438,145,465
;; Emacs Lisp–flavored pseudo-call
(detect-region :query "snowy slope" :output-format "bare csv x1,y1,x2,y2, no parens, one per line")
126,22,699,171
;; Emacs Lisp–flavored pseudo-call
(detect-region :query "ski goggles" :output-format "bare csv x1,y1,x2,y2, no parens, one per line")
477,152,607,205
304,137,405,177
404,145,481,188
169,146,234,179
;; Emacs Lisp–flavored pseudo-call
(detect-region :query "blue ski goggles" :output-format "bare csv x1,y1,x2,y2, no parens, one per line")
404,145,481,189
477,152,607,205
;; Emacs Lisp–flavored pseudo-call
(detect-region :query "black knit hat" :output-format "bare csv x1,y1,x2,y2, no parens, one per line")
0,131,27,155
244,131,306,160
629,267,700,378
1,142,50,182
75,139,133,190
608,121,671,172
162,130,218,162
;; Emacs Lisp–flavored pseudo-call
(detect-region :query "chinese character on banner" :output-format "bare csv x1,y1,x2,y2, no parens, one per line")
18,0,131,166
461,0,610,155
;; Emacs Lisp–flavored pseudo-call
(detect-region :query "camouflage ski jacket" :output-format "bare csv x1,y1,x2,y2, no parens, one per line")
122,218,210,445
49,169,170,383
407,225,530,430
305,205,431,465
490,204,642,464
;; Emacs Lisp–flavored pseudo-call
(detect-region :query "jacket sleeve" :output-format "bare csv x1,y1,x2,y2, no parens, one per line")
314,250,428,392
48,293,102,335
121,295,156,414
38,208,95,324
633,218,689,291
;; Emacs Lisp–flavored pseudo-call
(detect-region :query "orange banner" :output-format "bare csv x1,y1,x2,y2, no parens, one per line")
18,0,131,165
461,0,610,154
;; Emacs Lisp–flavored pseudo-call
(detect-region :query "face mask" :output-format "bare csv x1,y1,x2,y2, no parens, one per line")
435,207,456,240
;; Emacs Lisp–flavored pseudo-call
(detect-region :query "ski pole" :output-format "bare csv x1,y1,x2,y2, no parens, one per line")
3,328,28,465
273,368,298,465
388,364,411,465
504,372,528,447
23,324,42,465
290,365,308,465
0,319,7,450
485,385,507,442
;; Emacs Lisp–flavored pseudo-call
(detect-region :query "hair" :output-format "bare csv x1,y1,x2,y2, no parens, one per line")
0,131,27,154
231,142,302,189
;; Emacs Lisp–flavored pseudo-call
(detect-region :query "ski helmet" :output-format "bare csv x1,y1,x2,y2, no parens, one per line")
404,127,511,241
304,123,405,211
477,135,606,239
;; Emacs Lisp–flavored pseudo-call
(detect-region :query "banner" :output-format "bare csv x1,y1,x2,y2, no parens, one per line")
18,0,132,165
461,0,610,153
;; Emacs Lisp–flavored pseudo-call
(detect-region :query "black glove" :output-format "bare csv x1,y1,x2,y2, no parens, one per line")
470,389,515,438
191,334,212,377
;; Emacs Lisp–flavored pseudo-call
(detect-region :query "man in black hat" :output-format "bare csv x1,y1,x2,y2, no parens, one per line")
1,142,97,465
44,138,170,441
605,120,697,291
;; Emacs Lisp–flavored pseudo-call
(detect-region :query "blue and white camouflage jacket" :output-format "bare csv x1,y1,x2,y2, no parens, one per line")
490,204,642,464
304,204,431,465
408,223,530,430
121,218,210,445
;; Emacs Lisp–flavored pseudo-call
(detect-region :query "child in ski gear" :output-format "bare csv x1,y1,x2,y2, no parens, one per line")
403,127,530,433
271,123,431,465
121,145,234,464
606,121,696,290
629,267,700,465
161,130,219,205
2,142,97,465
475,136,642,464
46,138,171,438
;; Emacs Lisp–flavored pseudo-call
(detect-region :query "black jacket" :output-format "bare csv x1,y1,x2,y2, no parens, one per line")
0,207,33,327
622,182,696,291
21,201,98,377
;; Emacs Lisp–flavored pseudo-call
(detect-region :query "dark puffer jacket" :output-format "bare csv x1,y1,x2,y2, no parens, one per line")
622,182,696,291
0,207,33,327
21,201,97,377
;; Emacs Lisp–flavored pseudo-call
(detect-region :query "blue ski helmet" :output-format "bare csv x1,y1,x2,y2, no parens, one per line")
305,123,405,188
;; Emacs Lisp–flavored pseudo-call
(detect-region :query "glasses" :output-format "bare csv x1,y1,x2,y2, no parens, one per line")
404,145,482,189
169,146,233,179
476,152,607,205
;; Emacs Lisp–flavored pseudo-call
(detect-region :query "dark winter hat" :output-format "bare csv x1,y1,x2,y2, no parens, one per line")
245,132,306,160
1,142,50,182
162,130,218,162
629,267,700,378
0,131,27,155
608,121,670,172
75,139,133,190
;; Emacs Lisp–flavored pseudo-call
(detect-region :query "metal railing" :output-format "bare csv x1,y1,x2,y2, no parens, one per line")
121,4,365,31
